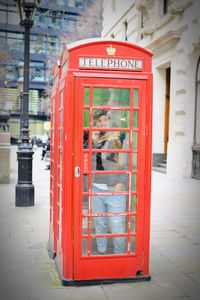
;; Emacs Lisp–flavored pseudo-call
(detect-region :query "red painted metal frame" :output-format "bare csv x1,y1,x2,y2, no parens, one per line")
49,39,153,284
73,77,147,280
49,60,61,258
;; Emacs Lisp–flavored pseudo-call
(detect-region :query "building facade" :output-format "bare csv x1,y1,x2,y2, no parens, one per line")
0,0,94,140
102,0,200,179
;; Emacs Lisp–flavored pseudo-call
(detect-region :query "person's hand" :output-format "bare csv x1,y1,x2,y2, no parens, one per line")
114,183,125,192
92,131,100,144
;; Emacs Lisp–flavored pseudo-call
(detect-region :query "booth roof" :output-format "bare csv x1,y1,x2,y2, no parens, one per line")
65,38,153,56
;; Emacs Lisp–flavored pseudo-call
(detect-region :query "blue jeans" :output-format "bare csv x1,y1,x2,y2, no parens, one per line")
92,186,126,254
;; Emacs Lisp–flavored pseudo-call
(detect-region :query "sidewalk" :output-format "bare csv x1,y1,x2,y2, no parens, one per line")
0,146,200,300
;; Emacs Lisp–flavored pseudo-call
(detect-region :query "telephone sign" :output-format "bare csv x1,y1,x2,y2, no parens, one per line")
49,38,153,285
79,57,143,70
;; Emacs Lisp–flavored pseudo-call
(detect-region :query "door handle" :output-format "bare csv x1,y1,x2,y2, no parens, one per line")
75,166,80,178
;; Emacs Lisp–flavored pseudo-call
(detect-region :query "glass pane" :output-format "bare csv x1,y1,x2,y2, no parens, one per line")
92,109,130,128
90,237,127,255
93,88,130,106
133,89,139,107
91,130,128,148
133,111,138,128
103,110,130,128
131,174,137,192
83,131,89,149
132,152,137,170
92,151,129,170
91,193,127,211
131,195,137,212
120,110,130,128
59,129,62,145
91,215,128,233
59,164,62,184
60,91,63,107
93,88,109,106
84,109,89,128
59,110,63,125
82,216,88,234
132,132,138,149
83,174,88,192
84,87,90,105
130,236,136,253
92,173,128,188
130,216,136,233
82,238,88,256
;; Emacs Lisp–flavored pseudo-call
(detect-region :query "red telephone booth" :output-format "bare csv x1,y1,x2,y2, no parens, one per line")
50,38,153,285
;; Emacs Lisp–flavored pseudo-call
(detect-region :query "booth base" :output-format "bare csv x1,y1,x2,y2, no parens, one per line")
60,276,151,286
55,258,151,286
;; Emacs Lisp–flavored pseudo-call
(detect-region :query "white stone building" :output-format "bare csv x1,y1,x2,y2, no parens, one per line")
101,0,200,179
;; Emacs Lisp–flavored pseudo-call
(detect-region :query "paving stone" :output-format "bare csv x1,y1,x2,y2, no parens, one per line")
155,244,200,273
0,291,31,300
102,281,186,300
29,286,107,300
188,272,200,285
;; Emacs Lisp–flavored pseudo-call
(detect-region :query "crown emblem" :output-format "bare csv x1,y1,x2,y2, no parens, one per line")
106,44,116,56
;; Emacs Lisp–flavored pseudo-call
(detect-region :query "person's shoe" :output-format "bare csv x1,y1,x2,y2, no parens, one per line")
98,249,106,255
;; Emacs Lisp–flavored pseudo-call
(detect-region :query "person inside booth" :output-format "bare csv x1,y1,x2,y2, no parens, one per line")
91,110,128,255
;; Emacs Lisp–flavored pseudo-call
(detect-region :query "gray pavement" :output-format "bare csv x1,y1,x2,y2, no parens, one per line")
0,146,200,300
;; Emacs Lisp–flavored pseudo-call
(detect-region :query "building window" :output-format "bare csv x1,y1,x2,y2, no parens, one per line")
192,56,200,179
0,5,7,23
194,57,200,144
122,20,128,41
7,6,19,25
111,33,115,39
5,65,18,81
31,35,46,55
75,0,84,7
7,32,23,52
140,12,144,40
163,0,172,15
30,61,45,82
51,11,57,24
112,0,116,11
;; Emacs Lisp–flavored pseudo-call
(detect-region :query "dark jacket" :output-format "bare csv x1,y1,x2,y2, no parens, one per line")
92,136,128,186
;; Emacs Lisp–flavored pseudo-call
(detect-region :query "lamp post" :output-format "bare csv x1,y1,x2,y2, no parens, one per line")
15,0,40,207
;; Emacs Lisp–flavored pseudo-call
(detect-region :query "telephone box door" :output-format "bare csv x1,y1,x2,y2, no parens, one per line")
73,76,150,281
